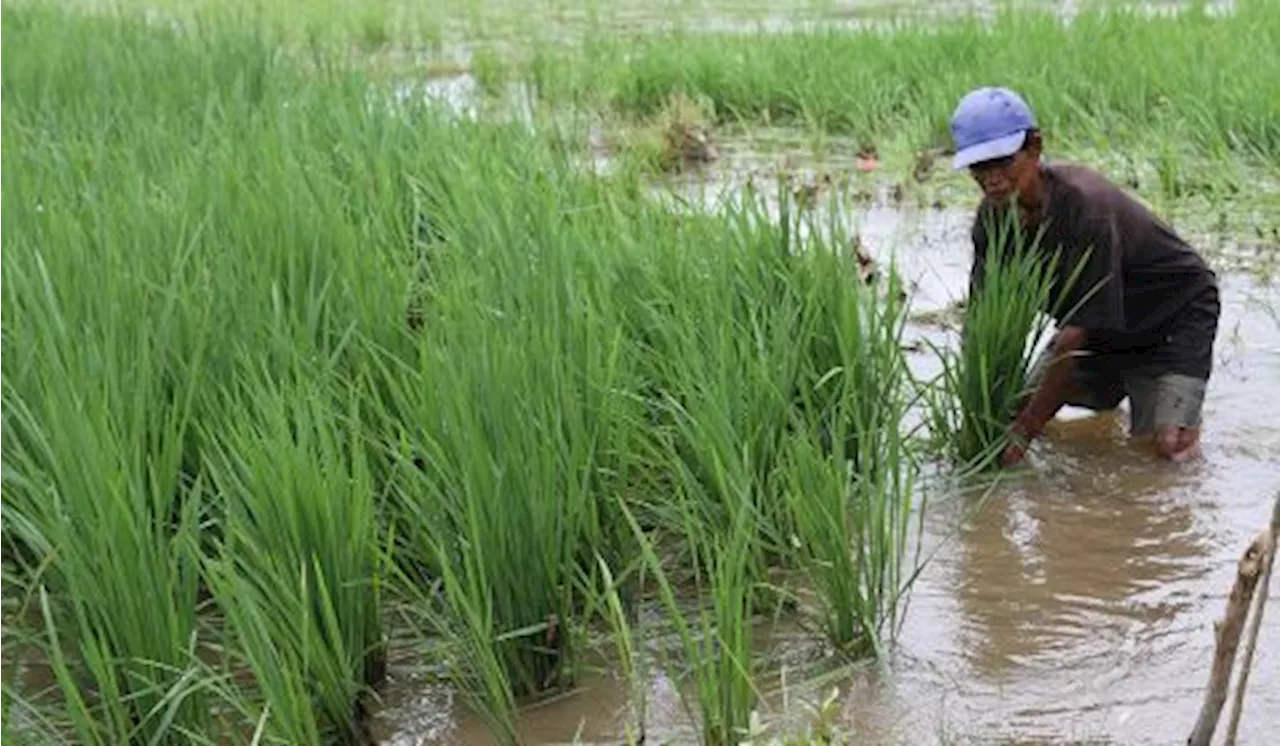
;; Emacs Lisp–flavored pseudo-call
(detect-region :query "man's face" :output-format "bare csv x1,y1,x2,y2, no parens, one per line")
969,147,1039,206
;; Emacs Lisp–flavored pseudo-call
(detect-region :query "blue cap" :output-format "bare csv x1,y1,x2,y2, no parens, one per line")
949,87,1038,170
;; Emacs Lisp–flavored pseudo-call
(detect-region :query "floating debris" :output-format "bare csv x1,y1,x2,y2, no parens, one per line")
661,120,718,171
852,239,877,284
909,298,966,331
856,143,880,172
794,172,833,209
912,146,942,182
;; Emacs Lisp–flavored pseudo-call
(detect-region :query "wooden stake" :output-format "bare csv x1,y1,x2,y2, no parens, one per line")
1187,515,1272,746
1223,491,1279,745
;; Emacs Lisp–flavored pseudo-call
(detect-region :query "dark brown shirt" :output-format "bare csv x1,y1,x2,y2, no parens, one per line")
969,162,1219,378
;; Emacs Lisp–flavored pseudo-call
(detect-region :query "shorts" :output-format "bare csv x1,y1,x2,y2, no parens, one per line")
1026,347,1207,436
1026,285,1218,436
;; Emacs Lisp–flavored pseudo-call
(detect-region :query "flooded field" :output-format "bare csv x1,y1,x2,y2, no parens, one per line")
6,3,1279,745
189,0,1248,45
359,140,1280,744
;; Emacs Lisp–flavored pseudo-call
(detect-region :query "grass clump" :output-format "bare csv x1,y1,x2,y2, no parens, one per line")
619,485,761,746
769,208,919,657
608,90,721,173
924,211,1089,470
203,368,386,745
594,191,920,744
0,258,215,746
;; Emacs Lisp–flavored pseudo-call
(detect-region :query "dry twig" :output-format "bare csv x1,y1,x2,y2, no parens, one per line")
1187,491,1278,746
1223,491,1279,745
1187,532,1268,743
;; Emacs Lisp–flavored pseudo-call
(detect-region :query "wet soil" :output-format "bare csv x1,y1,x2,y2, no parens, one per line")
368,137,1280,745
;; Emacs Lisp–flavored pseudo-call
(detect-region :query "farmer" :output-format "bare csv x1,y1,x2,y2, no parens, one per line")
950,86,1221,467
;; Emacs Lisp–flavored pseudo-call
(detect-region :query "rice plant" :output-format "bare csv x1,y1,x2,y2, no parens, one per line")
374,336,632,745
364,142,654,744
0,285,215,745
202,366,385,745
526,0,1280,161
923,208,1092,470
604,187,920,740
617,183,828,567
618,491,761,746
2,10,403,741
3,4,973,743
584,554,649,746
776,256,920,655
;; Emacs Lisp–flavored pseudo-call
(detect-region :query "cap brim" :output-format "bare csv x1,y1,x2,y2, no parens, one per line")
952,131,1028,170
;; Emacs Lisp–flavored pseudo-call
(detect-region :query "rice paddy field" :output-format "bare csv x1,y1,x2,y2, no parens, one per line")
3,1,1280,744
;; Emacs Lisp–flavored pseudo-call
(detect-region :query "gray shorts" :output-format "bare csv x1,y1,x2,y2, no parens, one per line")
1026,347,1207,436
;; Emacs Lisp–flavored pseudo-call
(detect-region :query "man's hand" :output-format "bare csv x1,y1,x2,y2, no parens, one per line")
998,325,1089,468
999,441,1027,467
999,415,1036,467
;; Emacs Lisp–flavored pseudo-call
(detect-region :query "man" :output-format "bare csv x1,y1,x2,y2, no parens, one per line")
950,86,1220,466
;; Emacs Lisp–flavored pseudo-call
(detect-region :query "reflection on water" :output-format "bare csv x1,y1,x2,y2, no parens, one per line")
844,268,1280,743
953,415,1212,679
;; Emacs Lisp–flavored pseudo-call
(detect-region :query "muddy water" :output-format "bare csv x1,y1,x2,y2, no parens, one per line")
370,145,1280,744
848,216,1280,743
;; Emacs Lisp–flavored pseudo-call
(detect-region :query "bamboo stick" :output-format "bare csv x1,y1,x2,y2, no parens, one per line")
1187,502,1274,746
1223,491,1279,745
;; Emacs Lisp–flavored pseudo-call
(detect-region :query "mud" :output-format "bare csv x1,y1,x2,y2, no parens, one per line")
368,137,1280,744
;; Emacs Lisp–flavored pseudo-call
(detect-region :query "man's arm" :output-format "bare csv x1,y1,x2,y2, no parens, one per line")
1009,325,1086,447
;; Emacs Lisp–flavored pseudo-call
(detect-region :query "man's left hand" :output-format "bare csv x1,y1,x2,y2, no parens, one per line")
996,327,1088,470
1000,413,1036,468
999,440,1027,468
